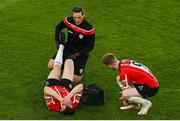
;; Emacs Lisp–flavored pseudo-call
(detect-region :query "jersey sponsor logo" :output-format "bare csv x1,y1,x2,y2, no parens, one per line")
79,34,83,39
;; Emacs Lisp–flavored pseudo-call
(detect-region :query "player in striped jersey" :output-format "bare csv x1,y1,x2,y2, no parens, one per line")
102,53,159,115
44,57,83,115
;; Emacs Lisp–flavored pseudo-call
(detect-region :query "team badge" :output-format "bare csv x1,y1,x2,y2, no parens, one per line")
69,84,73,89
79,68,83,74
68,30,73,34
79,34,83,39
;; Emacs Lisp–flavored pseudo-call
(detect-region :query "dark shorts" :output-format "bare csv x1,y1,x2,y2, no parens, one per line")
45,78,73,91
134,84,159,98
52,45,89,76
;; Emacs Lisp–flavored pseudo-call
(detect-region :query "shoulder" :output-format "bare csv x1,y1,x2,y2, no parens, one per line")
120,60,132,72
63,17,96,35
80,19,96,35
82,19,95,31
63,16,74,24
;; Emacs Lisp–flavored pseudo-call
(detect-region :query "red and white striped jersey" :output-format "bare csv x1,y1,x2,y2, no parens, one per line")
46,86,81,112
118,60,159,88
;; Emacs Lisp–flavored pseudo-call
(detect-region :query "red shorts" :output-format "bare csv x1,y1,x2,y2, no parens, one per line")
45,86,81,111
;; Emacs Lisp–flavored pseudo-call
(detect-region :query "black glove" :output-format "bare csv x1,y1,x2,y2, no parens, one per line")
55,32,65,49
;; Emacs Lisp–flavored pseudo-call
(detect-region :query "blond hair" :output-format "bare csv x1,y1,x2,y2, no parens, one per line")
102,53,117,65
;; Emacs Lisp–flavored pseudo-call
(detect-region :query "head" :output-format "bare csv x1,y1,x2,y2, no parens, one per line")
72,6,85,25
60,103,74,115
102,53,119,70
63,106,75,115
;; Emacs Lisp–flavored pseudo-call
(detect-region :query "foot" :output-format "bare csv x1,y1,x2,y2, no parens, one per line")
138,100,152,115
120,104,141,110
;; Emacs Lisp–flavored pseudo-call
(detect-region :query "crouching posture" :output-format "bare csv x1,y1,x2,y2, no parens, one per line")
102,53,159,115
44,59,83,115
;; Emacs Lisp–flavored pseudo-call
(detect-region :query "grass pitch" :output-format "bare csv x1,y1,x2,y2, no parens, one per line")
0,0,180,119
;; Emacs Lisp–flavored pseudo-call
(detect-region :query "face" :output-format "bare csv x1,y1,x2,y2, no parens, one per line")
107,64,116,70
106,62,119,70
73,12,84,25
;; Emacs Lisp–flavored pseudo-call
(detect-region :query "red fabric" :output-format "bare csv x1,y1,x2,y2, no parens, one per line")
119,60,159,88
63,17,96,35
46,86,81,111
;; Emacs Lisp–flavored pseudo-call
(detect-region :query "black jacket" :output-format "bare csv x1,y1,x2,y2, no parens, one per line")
55,16,96,56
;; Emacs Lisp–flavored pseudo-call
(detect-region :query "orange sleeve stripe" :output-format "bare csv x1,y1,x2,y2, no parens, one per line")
63,17,96,35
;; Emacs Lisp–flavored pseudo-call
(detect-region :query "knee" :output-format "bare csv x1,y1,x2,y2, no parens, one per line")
52,65,61,74
65,59,74,65
48,59,54,70
73,75,83,84
122,90,131,100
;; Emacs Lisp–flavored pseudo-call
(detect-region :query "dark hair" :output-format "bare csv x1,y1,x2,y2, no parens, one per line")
72,6,84,15
63,106,74,115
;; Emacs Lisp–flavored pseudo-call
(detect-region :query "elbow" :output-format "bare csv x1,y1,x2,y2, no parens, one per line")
44,86,49,94
79,84,84,91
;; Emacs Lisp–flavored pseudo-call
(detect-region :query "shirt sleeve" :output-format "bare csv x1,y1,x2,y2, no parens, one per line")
120,70,129,89
55,20,66,42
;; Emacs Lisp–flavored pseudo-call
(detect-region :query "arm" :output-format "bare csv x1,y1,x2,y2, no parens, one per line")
44,86,63,102
62,84,83,105
118,74,130,90
121,74,130,90
55,20,66,45
116,75,123,89
66,84,83,99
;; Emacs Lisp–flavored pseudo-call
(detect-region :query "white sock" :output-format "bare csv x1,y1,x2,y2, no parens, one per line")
128,97,148,105
54,44,64,67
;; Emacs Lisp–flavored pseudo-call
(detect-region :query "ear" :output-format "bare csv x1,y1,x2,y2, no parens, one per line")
82,13,85,17
107,65,112,69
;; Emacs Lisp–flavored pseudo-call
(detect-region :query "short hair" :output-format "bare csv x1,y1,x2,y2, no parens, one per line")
72,6,84,15
102,53,117,65
63,106,74,115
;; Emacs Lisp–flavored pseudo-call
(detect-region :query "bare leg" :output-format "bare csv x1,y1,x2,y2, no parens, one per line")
73,75,83,84
122,87,141,98
47,64,61,80
61,59,74,82
48,59,54,70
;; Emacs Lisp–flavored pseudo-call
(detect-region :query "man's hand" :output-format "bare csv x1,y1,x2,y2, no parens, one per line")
62,97,71,106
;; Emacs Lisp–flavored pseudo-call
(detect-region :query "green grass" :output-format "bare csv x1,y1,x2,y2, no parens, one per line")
0,0,180,119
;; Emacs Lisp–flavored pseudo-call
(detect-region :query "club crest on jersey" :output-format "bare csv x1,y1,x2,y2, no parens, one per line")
79,34,83,39
79,68,83,74
69,84,73,89
68,30,73,34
